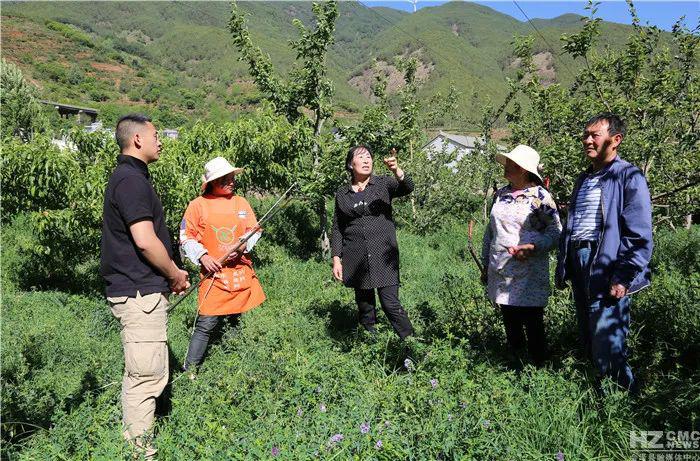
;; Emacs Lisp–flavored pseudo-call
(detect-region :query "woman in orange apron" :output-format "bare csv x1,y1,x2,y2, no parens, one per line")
179,157,266,371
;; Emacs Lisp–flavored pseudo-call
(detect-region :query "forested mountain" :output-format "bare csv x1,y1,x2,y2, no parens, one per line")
2,1,648,126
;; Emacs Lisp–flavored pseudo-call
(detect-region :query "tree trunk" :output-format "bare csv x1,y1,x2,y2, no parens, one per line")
318,198,330,258
313,110,331,258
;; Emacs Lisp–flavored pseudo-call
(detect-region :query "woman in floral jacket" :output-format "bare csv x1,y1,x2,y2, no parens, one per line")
481,145,561,366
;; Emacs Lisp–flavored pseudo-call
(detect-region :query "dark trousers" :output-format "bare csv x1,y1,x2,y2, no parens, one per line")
569,244,635,392
499,305,547,365
354,285,414,339
184,314,240,368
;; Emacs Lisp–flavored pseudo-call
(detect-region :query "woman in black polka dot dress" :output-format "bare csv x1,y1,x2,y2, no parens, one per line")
331,146,415,339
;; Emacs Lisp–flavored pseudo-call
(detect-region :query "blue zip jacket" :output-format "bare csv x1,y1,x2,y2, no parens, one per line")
555,156,653,299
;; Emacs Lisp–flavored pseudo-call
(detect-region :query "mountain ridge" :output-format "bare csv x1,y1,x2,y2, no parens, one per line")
1,1,654,126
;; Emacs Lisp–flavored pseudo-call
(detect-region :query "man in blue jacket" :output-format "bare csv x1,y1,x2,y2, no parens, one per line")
556,113,653,393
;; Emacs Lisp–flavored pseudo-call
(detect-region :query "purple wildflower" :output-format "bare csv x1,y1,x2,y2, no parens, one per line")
482,419,491,429
271,446,280,457
360,422,370,434
375,440,383,449
430,378,439,389
460,401,468,409
556,451,564,461
319,403,327,413
447,413,453,422
329,433,344,443
297,407,303,417
404,358,414,371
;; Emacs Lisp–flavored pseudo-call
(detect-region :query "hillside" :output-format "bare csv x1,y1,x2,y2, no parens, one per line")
1,1,658,127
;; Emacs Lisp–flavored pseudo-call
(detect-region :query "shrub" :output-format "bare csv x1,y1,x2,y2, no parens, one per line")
44,20,94,48
0,59,46,140
629,226,700,429
0,136,76,219
1,290,122,449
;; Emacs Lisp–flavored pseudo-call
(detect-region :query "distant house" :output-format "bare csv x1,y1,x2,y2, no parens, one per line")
422,131,505,170
162,129,179,139
50,137,77,152
84,121,103,133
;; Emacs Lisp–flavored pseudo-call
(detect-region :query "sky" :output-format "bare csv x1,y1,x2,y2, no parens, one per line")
360,1,700,31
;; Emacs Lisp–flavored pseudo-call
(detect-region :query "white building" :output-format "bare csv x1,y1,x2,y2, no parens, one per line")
163,129,179,139
422,131,505,171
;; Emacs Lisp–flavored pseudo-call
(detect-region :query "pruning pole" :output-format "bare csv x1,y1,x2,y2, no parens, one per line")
169,183,297,312
467,220,484,274
408,142,417,218
467,220,497,310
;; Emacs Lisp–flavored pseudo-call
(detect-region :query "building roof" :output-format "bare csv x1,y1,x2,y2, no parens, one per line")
438,131,482,149
39,100,98,115
423,131,507,152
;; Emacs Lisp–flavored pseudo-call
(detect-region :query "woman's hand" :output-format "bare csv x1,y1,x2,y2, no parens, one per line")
200,254,222,274
224,251,242,264
383,149,404,179
508,243,535,261
332,256,343,282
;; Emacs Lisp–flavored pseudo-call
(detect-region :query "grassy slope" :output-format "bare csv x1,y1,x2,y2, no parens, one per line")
3,214,699,458
3,223,638,460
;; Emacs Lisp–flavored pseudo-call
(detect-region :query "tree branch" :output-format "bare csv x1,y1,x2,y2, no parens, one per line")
652,176,700,202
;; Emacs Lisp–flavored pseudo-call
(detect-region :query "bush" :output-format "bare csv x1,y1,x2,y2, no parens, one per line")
0,136,77,220
0,59,46,140
248,196,320,261
395,144,495,234
65,66,84,85
629,226,700,429
1,290,122,450
45,20,94,48
88,87,111,102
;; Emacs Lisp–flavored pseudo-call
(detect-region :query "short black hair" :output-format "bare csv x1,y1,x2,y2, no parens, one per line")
115,113,152,151
584,113,626,138
345,145,373,176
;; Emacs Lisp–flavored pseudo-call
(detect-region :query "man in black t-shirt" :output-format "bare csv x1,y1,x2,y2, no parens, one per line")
100,114,189,458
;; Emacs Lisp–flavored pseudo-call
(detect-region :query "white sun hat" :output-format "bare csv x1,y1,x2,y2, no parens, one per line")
495,144,543,183
201,156,244,189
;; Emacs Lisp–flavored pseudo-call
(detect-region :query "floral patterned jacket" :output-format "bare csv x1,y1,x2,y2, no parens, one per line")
481,185,562,306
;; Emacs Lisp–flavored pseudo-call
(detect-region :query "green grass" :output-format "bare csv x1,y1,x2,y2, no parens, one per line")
8,222,698,459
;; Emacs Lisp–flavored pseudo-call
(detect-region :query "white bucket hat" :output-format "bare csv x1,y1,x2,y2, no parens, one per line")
495,144,543,183
201,156,244,189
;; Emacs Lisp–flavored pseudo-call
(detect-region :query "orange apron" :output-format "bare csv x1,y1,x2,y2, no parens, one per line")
197,196,266,316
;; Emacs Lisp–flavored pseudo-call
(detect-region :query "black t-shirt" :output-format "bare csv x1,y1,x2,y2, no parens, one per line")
100,154,173,297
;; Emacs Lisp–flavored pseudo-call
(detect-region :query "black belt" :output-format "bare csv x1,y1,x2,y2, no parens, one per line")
571,240,597,250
